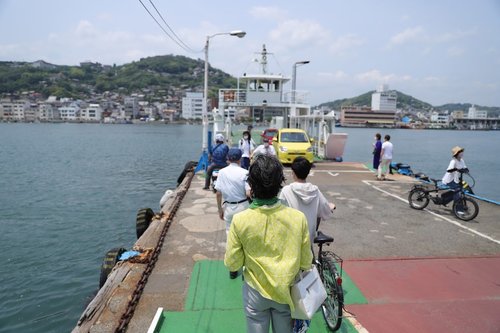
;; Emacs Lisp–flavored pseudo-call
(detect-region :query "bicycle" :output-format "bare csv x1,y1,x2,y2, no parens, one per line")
408,169,479,221
313,229,344,331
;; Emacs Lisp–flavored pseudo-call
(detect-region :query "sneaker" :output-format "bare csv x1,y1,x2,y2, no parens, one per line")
229,271,238,279
293,319,310,333
202,187,210,190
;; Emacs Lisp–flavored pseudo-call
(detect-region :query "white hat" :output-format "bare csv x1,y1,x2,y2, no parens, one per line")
215,133,225,142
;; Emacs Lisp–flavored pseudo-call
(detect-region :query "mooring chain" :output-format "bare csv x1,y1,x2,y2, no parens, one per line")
114,171,194,333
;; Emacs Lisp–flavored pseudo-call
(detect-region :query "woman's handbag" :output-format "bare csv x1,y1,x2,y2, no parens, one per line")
290,265,327,320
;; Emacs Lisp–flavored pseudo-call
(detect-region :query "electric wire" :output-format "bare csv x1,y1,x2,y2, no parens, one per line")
147,0,198,53
138,0,199,54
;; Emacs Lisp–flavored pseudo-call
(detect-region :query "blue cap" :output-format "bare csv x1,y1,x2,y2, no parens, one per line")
227,148,242,161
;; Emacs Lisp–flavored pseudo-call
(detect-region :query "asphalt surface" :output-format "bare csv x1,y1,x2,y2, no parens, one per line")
127,161,500,333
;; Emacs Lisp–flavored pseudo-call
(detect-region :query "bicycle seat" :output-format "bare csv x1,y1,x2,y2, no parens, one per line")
314,231,334,244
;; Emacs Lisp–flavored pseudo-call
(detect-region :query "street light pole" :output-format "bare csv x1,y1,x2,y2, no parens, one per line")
291,60,310,104
202,30,246,154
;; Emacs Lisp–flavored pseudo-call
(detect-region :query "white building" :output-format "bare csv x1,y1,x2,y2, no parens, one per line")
80,103,102,121
38,103,55,120
124,97,139,119
182,92,205,119
467,105,487,119
371,85,397,112
430,111,450,126
1,100,29,121
59,103,80,121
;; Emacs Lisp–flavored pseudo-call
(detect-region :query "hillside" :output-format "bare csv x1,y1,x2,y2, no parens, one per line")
1,56,498,117
0,55,236,99
317,90,433,111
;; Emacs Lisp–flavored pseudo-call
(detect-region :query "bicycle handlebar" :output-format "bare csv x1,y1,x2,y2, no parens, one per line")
447,168,469,174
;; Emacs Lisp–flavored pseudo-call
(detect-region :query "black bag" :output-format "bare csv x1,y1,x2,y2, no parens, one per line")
441,190,454,205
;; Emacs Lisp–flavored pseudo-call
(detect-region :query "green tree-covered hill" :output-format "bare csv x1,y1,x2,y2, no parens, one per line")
317,90,433,111
1,56,498,116
0,55,235,99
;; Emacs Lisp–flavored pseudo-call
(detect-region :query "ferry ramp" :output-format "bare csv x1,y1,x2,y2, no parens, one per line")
73,161,500,333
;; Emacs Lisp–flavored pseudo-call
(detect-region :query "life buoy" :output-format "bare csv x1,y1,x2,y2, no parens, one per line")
99,247,126,288
177,161,197,186
136,207,154,239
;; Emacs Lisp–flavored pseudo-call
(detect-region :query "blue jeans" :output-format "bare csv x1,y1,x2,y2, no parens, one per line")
241,157,250,170
445,181,461,203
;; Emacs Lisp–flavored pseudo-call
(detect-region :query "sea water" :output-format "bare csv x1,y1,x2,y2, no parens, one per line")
0,123,498,333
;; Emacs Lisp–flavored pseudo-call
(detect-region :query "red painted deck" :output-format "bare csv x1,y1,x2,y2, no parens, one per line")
344,256,500,333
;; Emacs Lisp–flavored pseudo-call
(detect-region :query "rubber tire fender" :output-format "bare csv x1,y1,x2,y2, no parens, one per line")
136,207,155,239
177,161,198,186
99,247,126,288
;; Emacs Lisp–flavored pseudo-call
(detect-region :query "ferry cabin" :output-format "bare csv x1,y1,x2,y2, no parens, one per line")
217,73,311,130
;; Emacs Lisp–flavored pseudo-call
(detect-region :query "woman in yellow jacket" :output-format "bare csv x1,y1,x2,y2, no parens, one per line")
225,155,313,333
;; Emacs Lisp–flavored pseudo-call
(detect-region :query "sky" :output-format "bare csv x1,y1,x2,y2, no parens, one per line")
1,0,499,107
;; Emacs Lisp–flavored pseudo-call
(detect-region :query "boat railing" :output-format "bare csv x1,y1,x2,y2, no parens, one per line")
284,90,309,104
219,89,310,105
219,89,247,103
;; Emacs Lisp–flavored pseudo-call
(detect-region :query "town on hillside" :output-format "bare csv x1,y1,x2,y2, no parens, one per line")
1,60,499,130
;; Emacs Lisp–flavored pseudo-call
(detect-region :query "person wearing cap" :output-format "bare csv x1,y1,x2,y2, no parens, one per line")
204,133,229,190
215,148,251,279
442,146,468,209
251,138,276,160
215,147,251,233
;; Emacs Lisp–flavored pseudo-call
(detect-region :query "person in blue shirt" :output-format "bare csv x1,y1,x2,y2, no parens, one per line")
204,133,229,190
372,133,382,171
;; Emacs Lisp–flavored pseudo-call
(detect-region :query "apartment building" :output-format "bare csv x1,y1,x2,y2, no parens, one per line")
182,92,205,119
59,103,80,121
80,103,103,121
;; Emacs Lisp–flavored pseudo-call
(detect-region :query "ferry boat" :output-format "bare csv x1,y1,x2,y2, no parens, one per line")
210,44,347,162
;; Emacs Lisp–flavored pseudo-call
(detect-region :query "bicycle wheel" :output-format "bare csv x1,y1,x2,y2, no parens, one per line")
453,196,479,221
319,255,344,331
408,188,429,210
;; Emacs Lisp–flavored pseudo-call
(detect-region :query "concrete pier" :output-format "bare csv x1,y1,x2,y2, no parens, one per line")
73,161,500,333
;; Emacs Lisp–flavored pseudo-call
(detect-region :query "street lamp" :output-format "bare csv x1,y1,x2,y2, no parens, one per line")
202,30,246,155
291,60,310,104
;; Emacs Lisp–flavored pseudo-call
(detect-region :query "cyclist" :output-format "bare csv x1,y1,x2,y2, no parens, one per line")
442,146,468,213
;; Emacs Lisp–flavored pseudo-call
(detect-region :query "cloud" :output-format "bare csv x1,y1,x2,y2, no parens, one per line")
434,28,477,43
317,70,348,80
390,26,424,45
447,46,464,57
75,20,97,39
424,76,442,82
355,69,412,84
389,27,477,49
249,6,287,21
269,19,329,49
329,34,364,56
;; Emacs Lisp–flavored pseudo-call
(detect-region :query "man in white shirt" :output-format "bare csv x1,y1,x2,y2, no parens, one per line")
215,148,251,235
377,134,393,180
252,138,276,159
279,156,335,246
